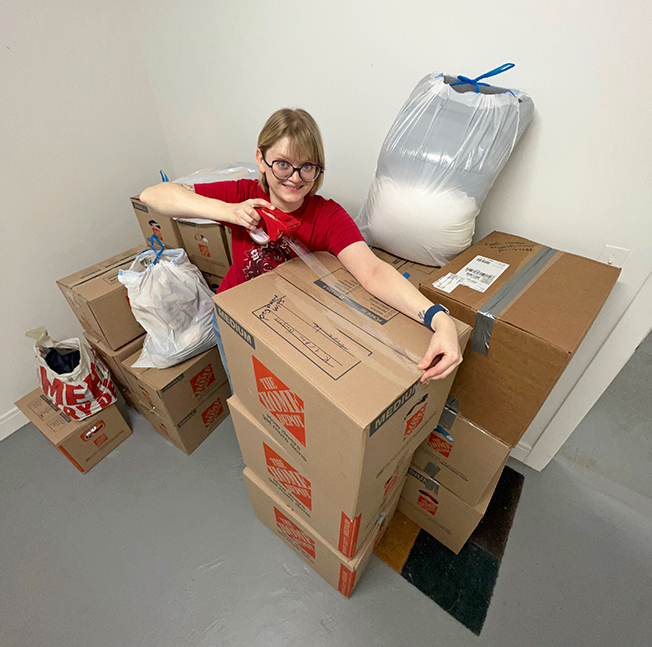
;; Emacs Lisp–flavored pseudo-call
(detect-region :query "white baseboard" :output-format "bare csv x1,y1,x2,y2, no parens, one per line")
0,407,28,443
509,440,532,465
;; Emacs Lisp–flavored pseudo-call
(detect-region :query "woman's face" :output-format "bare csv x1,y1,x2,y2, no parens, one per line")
256,137,315,213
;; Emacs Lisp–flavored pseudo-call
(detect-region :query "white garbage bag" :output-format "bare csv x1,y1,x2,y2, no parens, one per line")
118,248,216,368
172,162,259,187
358,64,534,266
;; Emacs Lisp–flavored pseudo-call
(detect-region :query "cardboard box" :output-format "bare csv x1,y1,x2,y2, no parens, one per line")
131,196,184,249
178,221,231,276
57,246,147,350
244,466,401,597
201,271,223,294
140,380,231,454
15,389,131,474
372,248,440,289
230,395,411,557
121,346,227,425
213,253,471,527
412,397,510,506
419,231,620,447
398,459,505,554
83,332,145,393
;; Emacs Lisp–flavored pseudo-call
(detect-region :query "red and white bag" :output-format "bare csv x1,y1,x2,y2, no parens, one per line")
27,327,117,420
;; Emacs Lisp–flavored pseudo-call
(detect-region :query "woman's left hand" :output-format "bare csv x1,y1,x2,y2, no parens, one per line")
417,313,463,384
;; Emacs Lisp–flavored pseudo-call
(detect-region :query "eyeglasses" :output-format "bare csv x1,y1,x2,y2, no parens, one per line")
262,155,323,183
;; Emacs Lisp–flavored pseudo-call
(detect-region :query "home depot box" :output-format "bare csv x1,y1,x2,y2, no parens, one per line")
398,460,505,554
202,272,223,294
131,196,184,248
178,221,231,276
372,248,440,289
57,246,147,350
83,332,145,393
244,466,401,597
419,231,620,447
15,389,131,474
140,380,231,454
230,395,411,558
121,347,226,424
213,253,471,522
412,397,510,506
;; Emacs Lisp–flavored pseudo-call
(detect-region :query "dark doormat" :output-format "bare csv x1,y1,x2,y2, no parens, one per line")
374,465,525,635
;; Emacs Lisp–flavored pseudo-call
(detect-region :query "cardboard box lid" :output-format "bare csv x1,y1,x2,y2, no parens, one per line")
424,232,620,354
14,388,118,446
215,255,471,429
56,245,146,290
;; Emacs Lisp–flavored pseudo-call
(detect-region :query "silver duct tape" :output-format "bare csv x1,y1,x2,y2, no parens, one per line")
471,246,558,356
437,396,460,430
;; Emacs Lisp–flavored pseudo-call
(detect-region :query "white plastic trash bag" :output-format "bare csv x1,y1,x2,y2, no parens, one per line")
358,64,534,266
118,248,216,368
26,327,117,420
172,162,259,187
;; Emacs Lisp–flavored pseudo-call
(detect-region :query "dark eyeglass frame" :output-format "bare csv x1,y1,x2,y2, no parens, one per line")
262,154,323,183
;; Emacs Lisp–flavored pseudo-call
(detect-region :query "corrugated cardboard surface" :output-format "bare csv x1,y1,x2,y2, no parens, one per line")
398,459,505,554
83,332,145,392
213,254,471,516
15,389,131,473
178,221,230,276
140,380,231,454
244,466,401,597
121,347,226,424
412,409,509,506
57,246,147,350
231,395,411,558
131,197,184,249
372,247,440,289
419,231,620,447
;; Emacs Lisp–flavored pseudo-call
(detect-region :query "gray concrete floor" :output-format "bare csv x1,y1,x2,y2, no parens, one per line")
2,339,651,647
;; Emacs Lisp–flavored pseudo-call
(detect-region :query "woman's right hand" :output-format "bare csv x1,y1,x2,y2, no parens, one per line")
228,199,274,230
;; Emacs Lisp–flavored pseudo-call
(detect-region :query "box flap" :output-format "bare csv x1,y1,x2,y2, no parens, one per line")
424,231,620,353
15,389,77,445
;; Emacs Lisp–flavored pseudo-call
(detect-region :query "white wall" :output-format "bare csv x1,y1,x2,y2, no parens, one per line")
136,0,652,462
1,0,173,438
4,0,650,461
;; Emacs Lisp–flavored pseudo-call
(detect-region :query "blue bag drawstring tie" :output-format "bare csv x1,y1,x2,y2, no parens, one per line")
160,170,169,182
149,235,165,265
450,63,515,93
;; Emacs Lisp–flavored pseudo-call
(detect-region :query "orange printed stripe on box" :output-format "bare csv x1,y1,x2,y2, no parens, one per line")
338,564,356,598
58,446,85,473
339,512,362,558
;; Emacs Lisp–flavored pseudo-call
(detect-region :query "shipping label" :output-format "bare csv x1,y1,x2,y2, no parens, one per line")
264,442,312,510
274,508,316,559
254,357,305,446
433,256,510,294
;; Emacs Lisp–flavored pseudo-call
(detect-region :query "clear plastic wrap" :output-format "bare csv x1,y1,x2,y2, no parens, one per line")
358,65,534,266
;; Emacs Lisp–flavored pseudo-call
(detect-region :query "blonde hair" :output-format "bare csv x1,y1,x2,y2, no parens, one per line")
257,108,325,196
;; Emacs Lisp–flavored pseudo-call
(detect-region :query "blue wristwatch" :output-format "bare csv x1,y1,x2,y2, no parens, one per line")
423,304,450,330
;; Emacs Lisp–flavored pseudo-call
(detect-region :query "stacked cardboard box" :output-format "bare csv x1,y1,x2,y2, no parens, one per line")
121,347,230,455
214,253,471,595
398,398,509,553
372,247,440,290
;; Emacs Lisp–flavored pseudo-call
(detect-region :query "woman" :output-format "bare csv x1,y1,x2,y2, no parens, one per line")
140,108,462,385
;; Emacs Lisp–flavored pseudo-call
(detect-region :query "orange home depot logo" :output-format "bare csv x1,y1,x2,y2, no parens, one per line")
199,244,211,258
403,396,428,440
190,365,216,396
274,508,316,559
149,220,163,241
201,398,224,428
417,491,439,516
427,426,454,458
263,443,312,510
253,356,305,446
81,421,106,442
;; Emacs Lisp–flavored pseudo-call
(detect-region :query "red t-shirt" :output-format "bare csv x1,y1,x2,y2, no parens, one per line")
194,179,365,293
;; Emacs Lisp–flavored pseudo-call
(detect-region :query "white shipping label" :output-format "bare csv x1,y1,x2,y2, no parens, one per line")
432,256,510,294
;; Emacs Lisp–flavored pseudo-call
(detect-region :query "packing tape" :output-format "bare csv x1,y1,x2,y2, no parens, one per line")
471,246,558,356
438,396,460,430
